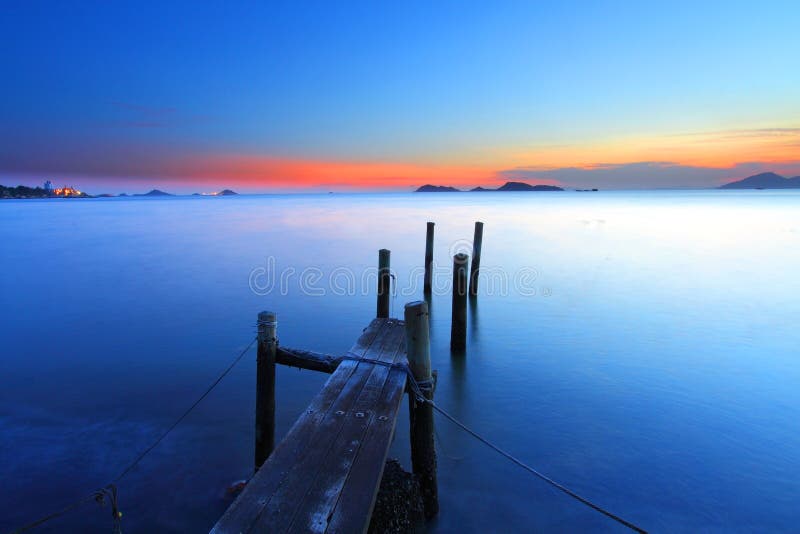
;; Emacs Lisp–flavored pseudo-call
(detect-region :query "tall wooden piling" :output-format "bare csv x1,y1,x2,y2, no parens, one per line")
377,249,391,318
255,311,277,471
404,300,439,518
451,253,468,350
468,221,484,297
424,222,435,295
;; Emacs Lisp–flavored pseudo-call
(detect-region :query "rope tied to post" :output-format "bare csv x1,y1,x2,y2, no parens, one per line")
257,316,278,329
338,352,648,534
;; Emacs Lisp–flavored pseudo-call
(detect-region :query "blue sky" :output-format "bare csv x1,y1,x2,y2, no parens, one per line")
1,0,798,191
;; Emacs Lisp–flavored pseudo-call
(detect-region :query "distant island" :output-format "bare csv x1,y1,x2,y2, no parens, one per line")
720,172,800,189
191,189,239,196
1,183,89,199
416,181,564,192
415,185,462,192
134,189,173,196
484,181,564,192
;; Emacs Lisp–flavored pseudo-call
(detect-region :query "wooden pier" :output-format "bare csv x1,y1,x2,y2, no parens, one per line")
213,224,484,533
212,302,436,533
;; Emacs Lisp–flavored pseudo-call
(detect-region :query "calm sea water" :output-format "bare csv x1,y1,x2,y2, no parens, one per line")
2,191,799,533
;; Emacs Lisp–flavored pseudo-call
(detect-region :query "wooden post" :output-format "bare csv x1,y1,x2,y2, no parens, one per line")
255,310,277,471
405,300,438,518
468,221,483,297
377,249,391,318
424,222,435,295
451,253,468,351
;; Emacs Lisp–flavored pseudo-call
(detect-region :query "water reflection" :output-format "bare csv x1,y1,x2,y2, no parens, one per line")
468,294,479,343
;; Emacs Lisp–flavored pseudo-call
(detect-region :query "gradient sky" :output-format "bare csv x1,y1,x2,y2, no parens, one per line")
2,0,799,192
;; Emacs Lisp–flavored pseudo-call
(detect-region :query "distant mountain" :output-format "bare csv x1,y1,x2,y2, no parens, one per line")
135,189,173,196
720,172,800,189
218,189,238,196
496,181,563,191
416,182,563,192
470,181,563,191
415,184,461,192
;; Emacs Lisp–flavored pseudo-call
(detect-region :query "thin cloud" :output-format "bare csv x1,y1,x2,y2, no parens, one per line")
498,161,800,190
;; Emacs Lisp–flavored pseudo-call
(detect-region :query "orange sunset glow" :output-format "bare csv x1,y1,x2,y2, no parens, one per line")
139,126,799,191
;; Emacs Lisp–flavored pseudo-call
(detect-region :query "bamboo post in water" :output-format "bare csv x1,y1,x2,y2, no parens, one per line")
255,311,277,471
424,222,435,295
377,249,391,318
405,300,438,518
451,253,468,350
468,221,484,297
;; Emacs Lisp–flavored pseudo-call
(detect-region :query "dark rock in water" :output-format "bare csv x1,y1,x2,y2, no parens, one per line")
218,189,238,196
191,193,201,196
368,459,425,533
415,184,461,192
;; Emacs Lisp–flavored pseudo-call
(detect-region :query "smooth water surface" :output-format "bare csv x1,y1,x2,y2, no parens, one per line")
2,191,799,532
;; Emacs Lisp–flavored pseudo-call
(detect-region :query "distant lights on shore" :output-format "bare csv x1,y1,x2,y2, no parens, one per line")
45,180,83,197
53,186,82,197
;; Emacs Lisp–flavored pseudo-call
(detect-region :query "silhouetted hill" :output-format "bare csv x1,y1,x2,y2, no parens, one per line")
496,181,563,191
471,181,564,191
0,184,91,198
1,184,49,198
415,184,461,192
720,172,800,189
417,182,563,192
135,189,173,196
218,189,238,196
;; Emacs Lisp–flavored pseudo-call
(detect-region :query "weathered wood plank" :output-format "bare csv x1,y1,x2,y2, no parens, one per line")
250,320,405,532
210,320,386,533
287,322,407,533
324,359,408,533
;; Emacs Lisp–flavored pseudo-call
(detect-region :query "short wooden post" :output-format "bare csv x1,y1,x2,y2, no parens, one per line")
451,253,468,350
424,222,435,295
377,249,391,318
255,311,277,471
468,221,483,297
405,300,438,518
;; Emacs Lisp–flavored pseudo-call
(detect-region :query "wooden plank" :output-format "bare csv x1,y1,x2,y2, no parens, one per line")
324,356,408,533
211,320,385,533
286,322,407,533
249,320,405,532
